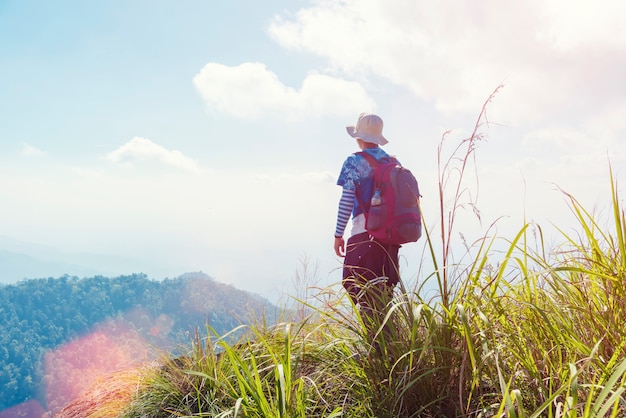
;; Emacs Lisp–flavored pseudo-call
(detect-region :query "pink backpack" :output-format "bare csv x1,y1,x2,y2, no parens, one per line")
357,152,422,245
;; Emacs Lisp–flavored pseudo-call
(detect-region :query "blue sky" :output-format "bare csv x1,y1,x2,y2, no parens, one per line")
1,0,626,301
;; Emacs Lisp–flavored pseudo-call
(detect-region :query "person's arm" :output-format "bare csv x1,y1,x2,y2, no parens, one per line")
334,188,355,257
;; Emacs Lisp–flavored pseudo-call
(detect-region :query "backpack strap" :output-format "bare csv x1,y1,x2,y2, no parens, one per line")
355,151,379,169
353,151,390,217
355,151,398,168
352,152,374,215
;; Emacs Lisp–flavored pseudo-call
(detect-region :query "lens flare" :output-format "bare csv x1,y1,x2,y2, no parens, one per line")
43,316,151,415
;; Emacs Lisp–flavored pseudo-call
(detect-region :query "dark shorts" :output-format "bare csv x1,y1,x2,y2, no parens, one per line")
342,232,400,305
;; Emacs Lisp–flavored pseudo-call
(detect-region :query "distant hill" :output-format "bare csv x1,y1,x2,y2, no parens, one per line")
0,249,103,281
0,235,167,283
0,272,279,414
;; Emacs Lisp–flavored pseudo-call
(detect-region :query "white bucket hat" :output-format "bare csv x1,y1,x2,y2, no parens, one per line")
346,112,388,145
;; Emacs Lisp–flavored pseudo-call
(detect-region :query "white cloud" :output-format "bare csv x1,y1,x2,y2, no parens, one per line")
192,62,375,119
536,0,626,52
107,137,202,173
268,0,626,126
21,144,45,157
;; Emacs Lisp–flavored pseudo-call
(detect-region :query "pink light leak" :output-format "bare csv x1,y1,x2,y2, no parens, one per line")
0,400,45,418
43,316,152,416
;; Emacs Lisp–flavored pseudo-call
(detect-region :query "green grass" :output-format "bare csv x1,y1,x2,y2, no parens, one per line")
69,88,626,417
117,216,626,417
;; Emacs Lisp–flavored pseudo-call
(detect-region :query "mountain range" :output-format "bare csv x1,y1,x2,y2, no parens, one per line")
0,235,164,283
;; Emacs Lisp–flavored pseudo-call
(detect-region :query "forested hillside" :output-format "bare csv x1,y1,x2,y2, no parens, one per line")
0,272,277,412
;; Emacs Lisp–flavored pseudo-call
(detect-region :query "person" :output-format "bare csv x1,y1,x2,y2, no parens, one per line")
334,112,401,345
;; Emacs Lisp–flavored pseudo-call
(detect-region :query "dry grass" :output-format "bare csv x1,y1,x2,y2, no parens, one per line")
53,365,153,418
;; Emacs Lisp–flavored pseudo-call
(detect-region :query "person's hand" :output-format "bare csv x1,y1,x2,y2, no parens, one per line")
334,236,345,257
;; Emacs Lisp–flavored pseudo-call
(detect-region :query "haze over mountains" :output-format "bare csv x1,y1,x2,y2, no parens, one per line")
0,235,172,284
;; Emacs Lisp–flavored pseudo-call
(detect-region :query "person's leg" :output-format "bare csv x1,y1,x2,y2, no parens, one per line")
343,235,400,351
342,232,375,305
